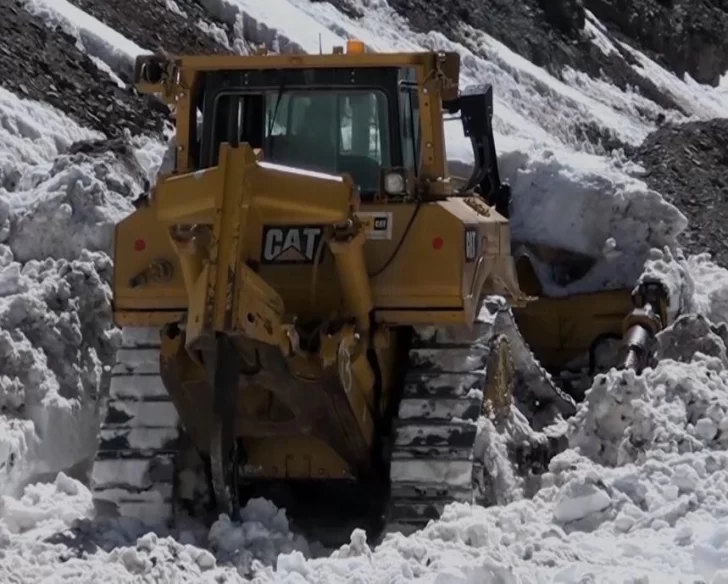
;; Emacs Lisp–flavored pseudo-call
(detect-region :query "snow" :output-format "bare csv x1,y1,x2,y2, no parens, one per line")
2,0,728,582
0,89,159,499
503,150,687,295
19,0,149,82
0,87,101,183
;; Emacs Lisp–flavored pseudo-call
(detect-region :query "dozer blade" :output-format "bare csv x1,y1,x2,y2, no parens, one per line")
385,297,575,530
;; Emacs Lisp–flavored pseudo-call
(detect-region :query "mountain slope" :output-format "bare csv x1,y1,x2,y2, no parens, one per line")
2,1,728,582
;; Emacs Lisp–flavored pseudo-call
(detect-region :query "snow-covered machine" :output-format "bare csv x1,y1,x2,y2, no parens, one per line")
91,43,669,534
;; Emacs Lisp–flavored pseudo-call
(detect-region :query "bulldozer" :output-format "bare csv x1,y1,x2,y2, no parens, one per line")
91,41,669,536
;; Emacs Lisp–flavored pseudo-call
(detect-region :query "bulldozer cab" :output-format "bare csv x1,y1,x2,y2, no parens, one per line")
134,45,508,212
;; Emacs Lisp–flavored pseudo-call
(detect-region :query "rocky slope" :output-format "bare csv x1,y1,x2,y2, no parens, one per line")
378,0,728,91
0,1,166,139
1,0,727,267
637,119,728,266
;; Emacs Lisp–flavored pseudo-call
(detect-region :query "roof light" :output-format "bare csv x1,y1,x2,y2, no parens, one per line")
346,39,365,54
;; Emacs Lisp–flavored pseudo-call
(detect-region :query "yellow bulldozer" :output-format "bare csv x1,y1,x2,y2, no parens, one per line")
91,41,669,536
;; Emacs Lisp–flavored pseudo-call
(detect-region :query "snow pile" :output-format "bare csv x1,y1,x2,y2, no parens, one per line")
0,90,166,497
0,490,244,584
7,147,140,262
0,481,309,583
0,471,95,535
19,0,149,80
688,254,728,326
0,249,118,496
570,322,728,467
208,500,311,575
503,149,688,295
0,86,101,189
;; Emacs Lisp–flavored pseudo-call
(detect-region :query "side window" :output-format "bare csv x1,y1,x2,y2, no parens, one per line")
340,93,385,163
265,93,291,136
339,96,352,152
399,89,421,173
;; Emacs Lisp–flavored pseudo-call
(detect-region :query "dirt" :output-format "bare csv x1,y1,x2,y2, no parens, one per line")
585,0,728,87
636,120,728,266
64,0,233,58
0,0,167,139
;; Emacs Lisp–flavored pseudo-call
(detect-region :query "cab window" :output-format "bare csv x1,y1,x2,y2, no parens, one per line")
263,90,390,193
399,88,421,173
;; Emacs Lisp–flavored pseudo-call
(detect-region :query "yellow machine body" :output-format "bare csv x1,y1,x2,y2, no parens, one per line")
107,44,656,495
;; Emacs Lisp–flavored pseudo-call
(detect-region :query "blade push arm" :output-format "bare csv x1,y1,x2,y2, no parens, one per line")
151,142,372,353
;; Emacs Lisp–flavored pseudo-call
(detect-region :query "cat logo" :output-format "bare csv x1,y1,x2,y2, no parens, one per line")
464,226,479,262
261,225,324,264
355,211,393,240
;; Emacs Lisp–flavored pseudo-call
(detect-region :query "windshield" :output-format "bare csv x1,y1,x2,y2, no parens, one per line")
263,90,391,193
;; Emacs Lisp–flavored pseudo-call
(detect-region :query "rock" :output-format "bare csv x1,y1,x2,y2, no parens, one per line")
338,0,689,117
584,0,728,86
0,6,167,139
65,0,234,56
0,0,241,141
635,120,728,267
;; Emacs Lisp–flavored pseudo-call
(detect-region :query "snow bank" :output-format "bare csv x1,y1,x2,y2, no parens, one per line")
0,87,101,190
0,88,164,498
19,0,149,81
502,149,688,296
0,249,118,496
